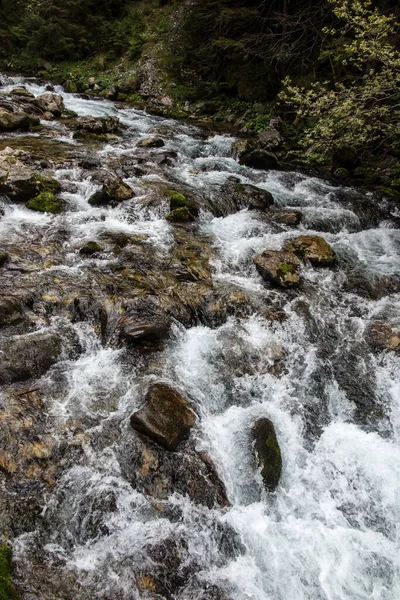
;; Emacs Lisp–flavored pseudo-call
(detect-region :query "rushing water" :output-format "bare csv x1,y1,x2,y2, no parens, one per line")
1,75,400,600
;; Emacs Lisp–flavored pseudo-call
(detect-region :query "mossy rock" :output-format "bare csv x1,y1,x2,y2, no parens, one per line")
72,132,108,143
79,241,103,255
166,190,199,217
377,187,400,201
0,544,20,600
253,249,301,288
30,174,61,194
284,235,336,267
251,418,282,491
166,207,194,223
26,191,64,214
0,252,9,267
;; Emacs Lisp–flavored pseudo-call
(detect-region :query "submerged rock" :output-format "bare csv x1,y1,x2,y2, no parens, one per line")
79,241,103,256
366,322,400,353
0,331,62,384
130,383,196,450
34,93,65,116
11,86,34,98
251,418,282,491
253,249,301,288
284,235,336,267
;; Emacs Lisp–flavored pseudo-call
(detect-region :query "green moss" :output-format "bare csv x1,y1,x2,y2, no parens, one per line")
26,191,64,214
166,207,193,223
0,544,20,600
79,241,103,255
166,190,186,206
377,187,400,201
73,132,108,143
30,174,61,194
277,262,296,276
0,253,8,267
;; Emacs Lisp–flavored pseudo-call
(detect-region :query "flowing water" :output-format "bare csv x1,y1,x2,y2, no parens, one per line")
1,75,400,600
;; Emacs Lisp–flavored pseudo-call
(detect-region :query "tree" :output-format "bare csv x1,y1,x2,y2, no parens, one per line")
279,0,400,156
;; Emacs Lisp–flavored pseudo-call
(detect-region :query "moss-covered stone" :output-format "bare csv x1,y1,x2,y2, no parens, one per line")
0,544,20,600
166,207,194,223
0,252,8,267
251,418,282,491
79,241,103,255
30,174,61,194
72,132,108,143
166,189,186,206
284,235,336,267
26,191,64,214
253,249,301,288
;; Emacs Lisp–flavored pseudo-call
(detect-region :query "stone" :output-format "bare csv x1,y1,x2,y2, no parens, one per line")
0,297,23,327
0,149,60,202
257,123,282,149
0,331,62,385
88,190,111,206
166,207,194,223
0,252,8,267
11,86,34,98
137,137,165,149
119,297,171,347
365,322,400,353
239,149,279,170
212,179,274,216
130,383,196,450
64,80,78,93
34,93,65,116
252,418,282,491
166,189,199,218
231,138,255,160
284,235,336,267
270,209,302,227
103,177,134,201
253,249,301,288
74,115,120,134
0,543,20,600
79,241,103,255
0,111,39,131
26,191,64,214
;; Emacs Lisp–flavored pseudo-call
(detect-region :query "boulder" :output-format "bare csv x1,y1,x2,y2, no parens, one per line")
103,177,134,201
119,297,171,347
0,148,60,202
0,110,39,131
365,322,400,353
0,296,23,327
211,179,274,216
253,249,301,288
231,138,255,160
79,241,103,256
11,86,34,98
0,252,8,267
137,137,165,149
284,235,336,267
26,191,64,214
88,190,111,207
0,331,62,384
239,149,279,170
74,115,120,134
257,120,282,150
34,93,65,116
166,207,194,223
270,209,302,227
251,418,282,491
166,189,199,218
131,383,196,450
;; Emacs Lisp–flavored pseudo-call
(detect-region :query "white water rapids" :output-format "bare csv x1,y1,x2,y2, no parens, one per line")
1,75,400,600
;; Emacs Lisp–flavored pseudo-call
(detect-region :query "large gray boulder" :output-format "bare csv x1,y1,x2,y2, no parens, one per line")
0,109,39,131
34,93,65,116
74,115,120,134
0,331,62,384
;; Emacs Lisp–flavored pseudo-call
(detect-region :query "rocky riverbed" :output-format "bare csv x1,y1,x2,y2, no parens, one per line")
0,74,400,600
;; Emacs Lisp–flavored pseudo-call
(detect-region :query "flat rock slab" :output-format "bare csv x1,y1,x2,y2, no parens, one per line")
131,383,196,450
253,249,300,288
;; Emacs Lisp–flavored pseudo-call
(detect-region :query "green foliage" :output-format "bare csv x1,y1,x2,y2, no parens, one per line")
280,0,400,155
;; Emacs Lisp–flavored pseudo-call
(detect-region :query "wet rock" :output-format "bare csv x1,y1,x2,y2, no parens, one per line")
63,80,77,93
131,383,196,450
0,148,60,202
119,297,171,347
166,189,199,218
166,207,194,223
137,137,165,149
73,115,121,134
0,331,62,384
26,191,64,214
284,235,336,267
87,189,110,206
0,252,9,267
79,241,103,256
123,437,229,507
11,86,34,98
253,249,301,288
365,322,400,353
0,109,39,131
270,209,302,227
251,418,282,491
34,93,65,116
0,543,20,600
211,179,274,216
103,177,134,201
239,149,279,170
231,138,255,160
257,120,282,150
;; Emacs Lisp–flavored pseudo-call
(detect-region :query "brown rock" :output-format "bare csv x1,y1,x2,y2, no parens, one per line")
284,235,336,267
34,93,65,116
130,383,196,450
366,322,400,353
253,249,301,288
